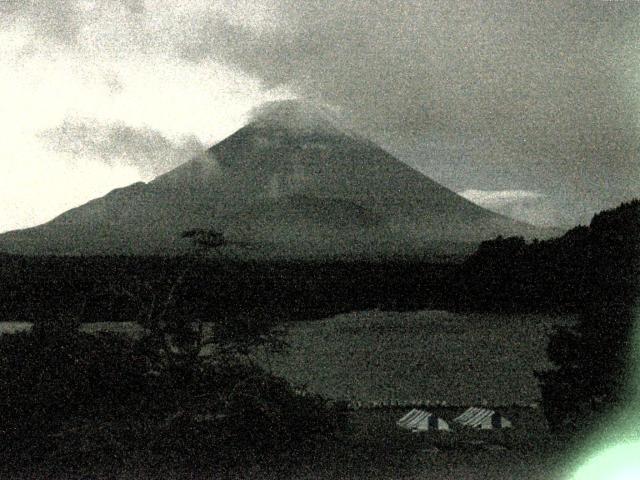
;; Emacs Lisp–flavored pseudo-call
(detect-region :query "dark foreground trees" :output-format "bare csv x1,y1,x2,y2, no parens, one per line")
0,231,345,473
0,316,343,473
537,200,640,433
456,199,640,433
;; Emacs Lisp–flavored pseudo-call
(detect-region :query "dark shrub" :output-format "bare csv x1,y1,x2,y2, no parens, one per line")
0,323,344,467
0,319,150,449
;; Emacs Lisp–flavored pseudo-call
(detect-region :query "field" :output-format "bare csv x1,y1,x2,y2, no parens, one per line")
1,308,572,408
0,310,581,479
253,309,575,407
2,309,572,407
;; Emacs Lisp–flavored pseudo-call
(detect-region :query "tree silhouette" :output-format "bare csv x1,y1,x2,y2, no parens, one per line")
138,229,266,372
181,229,252,254
537,200,640,433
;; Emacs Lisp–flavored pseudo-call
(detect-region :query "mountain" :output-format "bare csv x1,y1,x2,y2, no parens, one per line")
0,100,553,258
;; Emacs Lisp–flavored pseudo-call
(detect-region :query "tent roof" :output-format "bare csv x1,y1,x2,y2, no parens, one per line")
453,407,512,429
397,409,449,431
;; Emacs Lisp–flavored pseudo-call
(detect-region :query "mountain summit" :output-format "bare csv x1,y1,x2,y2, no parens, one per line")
247,99,349,134
0,100,550,257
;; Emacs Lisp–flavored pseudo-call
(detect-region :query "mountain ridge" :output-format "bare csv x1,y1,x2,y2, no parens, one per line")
0,100,556,257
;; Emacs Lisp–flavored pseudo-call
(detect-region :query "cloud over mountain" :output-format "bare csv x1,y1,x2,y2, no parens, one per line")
175,1,640,223
0,99,551,257
459,189,574,228
1,1,638,231
41,119,204,178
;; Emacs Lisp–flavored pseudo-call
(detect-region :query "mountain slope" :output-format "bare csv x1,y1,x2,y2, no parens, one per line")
0,100,551,257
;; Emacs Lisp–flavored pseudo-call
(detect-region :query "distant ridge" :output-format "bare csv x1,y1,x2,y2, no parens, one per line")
0,99,555,257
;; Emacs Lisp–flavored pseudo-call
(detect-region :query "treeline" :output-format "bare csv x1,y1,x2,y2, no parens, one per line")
2,200,637,325
0,255,455,325
449,198,639,433
536,199,639,433
453,199,640,313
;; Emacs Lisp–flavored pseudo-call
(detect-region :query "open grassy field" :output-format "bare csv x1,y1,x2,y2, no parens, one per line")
0,310,580,479
253,309,576,406
2,309,573,407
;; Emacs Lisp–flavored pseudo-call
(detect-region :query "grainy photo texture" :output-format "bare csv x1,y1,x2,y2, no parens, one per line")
0,1,638,479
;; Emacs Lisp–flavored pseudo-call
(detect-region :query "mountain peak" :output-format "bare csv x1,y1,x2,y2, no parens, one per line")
246,99,347,134
0,97,552,257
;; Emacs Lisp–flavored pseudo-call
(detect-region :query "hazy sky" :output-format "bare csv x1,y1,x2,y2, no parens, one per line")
1,0,639,232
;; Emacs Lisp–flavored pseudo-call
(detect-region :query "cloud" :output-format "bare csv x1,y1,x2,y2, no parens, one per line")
0,142,142,234
176,0,640,223
0,6,291,232
460,189,545,206
1,0,282,58
459,189,573,228
1,0,638,230
1,0,80,44
41,119,205,178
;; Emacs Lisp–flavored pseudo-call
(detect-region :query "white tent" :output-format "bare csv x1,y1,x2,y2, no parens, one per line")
453,407,512,429
397,409,450,432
